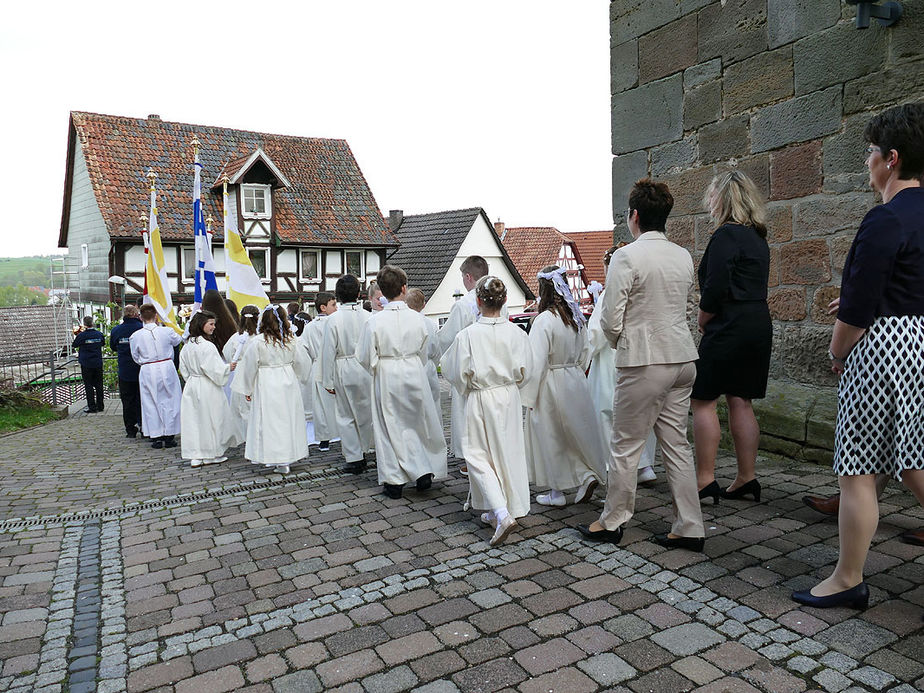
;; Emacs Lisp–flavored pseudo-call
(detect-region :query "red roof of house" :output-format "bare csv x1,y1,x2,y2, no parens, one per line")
60,111,397,248
500,226,575,297
567,231,614,286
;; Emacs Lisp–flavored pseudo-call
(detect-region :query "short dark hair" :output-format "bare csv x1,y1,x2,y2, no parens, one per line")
82,315,94,328
335,275,360,303
315,292,335,309
864,102,924,180
376,265,407,300
628,178,674,232
139,304,157,321
287,302,301,316
460,255,489,279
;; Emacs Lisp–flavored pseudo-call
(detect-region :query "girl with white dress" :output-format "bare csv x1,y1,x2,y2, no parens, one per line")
180,311,238,467
441,276,533,546
232,305,310,474
523,266,607,507
222,305,259,443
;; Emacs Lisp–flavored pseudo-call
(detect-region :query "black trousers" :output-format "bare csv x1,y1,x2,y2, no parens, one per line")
119,379,142,433
81,366,104,411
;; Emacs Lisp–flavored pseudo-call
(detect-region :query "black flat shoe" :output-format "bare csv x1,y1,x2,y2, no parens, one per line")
576,524,623,545
151,440,164,449
164,438,177,448
344,461,366,475
698,481,721,505
792,582,869,610
722,478,761,502
416,473,434,491
383,483,404,499
654,533,705,552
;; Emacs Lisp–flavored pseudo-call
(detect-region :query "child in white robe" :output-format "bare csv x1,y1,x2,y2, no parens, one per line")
357,267,447,498
130,304,182,448
222,305,259,444
321,276,373,474
406,288,440,414
290,310,314,423
180,311,237,467
301,292,339,450
232,305,309,474
523,266,607,507
441,276,533,546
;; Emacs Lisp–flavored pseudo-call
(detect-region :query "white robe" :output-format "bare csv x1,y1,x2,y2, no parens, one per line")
587,291,657,468
321,303,373,463
441,317,533,518
232,336,309,467
301,316,338,440
522,312,607,490
130,323,182,438
421,315,441,413
356,302,447,485
180,338,237,459
222,333,256,443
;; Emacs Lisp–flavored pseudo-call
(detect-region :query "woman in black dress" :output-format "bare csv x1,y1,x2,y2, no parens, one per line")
692,171,772,504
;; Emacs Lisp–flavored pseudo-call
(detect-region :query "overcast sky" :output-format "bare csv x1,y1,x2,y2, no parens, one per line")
1,1,611,258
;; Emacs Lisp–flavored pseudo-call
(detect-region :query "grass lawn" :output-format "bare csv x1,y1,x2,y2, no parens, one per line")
0,403,60,434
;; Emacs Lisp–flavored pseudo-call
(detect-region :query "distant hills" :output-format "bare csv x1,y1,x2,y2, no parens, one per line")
0,256,57,288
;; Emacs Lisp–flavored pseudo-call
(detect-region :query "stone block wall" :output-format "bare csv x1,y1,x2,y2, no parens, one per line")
610,0,924,388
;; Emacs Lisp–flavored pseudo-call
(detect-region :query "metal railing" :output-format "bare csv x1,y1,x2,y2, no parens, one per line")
0,353,118,407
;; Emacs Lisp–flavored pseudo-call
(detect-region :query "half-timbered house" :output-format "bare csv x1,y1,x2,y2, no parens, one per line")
58,111,397,314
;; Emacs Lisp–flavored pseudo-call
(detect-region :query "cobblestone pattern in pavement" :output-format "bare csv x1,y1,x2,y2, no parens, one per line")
0,380,921,693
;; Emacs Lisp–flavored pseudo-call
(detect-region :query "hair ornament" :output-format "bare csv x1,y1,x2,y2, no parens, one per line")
587,281,604,304
257,304,284,333
537,267,586,327
378,296,389,306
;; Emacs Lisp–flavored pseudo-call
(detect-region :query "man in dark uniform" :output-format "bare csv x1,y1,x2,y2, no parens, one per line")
109,305,144,437
72,315,105,414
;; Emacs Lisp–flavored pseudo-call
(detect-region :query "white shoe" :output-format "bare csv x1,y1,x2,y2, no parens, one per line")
459,463,469,477
480,512,496,527
490,515,517,546
204,456,226,465
190,459,203,468
574,477,599,504
278,465,290,474
638,466,656,484
536,492,566,507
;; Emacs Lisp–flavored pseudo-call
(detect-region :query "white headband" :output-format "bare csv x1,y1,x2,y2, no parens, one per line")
587,281,604,304
537,267,586,327
257,304,284,333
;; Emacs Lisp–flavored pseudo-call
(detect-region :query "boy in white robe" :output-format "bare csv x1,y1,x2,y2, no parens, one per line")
180,311,237,467
222,305,260,443
321,275,373,474
406,288,441,413
130,304,182,449
441,276,533,546
357,267,447,498
301,293,339,450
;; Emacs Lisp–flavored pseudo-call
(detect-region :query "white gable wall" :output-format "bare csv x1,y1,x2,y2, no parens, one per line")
424,215,527,322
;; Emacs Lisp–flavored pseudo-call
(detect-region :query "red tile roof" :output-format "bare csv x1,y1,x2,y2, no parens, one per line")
500,226,574,297
60,111,397,248
567,231,615,286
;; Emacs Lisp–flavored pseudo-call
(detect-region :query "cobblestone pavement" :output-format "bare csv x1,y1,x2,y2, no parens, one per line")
0,381,922,692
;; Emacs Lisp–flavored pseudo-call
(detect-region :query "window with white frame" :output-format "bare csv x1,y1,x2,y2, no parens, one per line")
345,250,363,278
300,249,320,282
248,248,270,282
242,185,271,218
81,244,89,269
182,246,196,282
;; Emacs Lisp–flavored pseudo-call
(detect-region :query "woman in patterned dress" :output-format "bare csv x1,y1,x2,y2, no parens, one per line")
793,103,924,610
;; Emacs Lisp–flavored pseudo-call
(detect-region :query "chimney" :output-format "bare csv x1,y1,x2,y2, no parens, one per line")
388,209,403,232
494,219,506,241
147,114,161,121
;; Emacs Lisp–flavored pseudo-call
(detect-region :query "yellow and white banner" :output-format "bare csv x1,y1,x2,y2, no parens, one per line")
144,175,183,334
223,179,270,311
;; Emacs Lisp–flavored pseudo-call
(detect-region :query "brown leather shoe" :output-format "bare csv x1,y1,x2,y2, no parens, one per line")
802,494,840,516
900,529,924,547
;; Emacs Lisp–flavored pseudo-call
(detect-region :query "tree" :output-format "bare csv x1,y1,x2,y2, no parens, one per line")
0,284,49,307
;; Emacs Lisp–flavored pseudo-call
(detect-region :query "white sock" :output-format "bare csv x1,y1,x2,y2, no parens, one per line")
548,489,565,502
493,507,509,523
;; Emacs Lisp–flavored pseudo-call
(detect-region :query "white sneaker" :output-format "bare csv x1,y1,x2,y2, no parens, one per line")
536,492,566,507
190,459,203,468
490,515,517,546
278,465,290,474
480,512,496,527
574,477,599,504
204,456,226,465
638,466,656,484
459,463,469,477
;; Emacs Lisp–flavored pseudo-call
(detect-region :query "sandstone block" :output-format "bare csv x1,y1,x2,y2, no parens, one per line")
611,41,638,94
666,215,695,249
770,140,822,201
723,47,794,116
830,234,854,277
699,116,749,165
844,58,924,115
611,0,681,45
807,389,838,449
823,113,872,194
736,154,770,199
752,380,814,442
698,0,767,65
768,246,780,288
780,239,831,285
793,19,889,95
665,166,716,217
651,136,697,177
612,151,649,220
612,74,683,154
684,81,722,130
751,86,842,153
889,1,924,63
684,58,722,89
767,0,840,49
694,214,716,252
639,14,698,84
779,324,839,386
768,288,806,321
811,286,840,326
767,204,793,244
794,194,872,238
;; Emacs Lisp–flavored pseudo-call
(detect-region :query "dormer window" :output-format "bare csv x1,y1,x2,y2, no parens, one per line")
242,184,271,219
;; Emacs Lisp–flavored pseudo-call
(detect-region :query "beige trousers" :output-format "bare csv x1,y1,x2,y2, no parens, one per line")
599,361,705,538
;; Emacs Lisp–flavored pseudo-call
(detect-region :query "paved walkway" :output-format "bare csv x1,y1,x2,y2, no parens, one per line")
0,382,921,693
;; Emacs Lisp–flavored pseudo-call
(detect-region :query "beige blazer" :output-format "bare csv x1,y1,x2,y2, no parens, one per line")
599,231,699,367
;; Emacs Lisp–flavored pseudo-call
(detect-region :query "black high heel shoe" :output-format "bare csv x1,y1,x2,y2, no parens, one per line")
722,479,761,502
791,582,869,610
698,481,721,505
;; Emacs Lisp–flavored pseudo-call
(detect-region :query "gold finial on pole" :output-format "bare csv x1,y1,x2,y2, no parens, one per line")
191,135,200,159
206,213,214,233
140,214,147,231
146,168,157,190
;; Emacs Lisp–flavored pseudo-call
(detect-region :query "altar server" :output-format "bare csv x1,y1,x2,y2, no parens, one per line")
523,266,607,507
222,305,259,442
232,305,309,474
301,292,338,450
441,276,533,546
406,287,441,413
180,311,237,467
130,304,182,448
322,275,374,474
357,266,447,498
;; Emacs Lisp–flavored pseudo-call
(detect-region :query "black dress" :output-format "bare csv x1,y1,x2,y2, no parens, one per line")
692,223,772,401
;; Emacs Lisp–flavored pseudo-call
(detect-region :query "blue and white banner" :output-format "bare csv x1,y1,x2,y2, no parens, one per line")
192,143,218,312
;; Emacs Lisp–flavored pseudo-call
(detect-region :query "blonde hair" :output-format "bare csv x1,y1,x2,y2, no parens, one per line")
705,170,768,238
406,288,426,312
